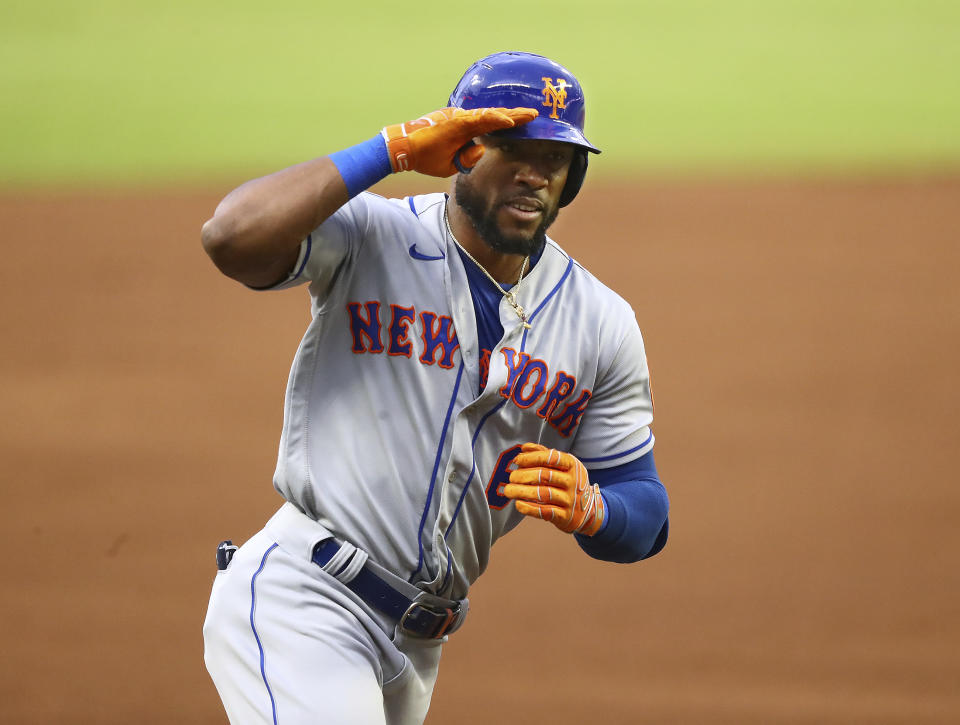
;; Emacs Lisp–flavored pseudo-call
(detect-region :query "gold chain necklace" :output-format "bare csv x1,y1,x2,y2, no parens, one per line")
444,204,532,329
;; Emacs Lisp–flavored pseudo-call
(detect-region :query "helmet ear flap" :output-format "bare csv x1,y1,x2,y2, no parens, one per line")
559,150,588,207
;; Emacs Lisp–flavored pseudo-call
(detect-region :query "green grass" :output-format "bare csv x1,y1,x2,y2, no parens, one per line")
1,0,958,185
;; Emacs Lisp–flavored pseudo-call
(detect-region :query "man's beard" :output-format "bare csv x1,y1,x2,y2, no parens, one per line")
454,175,559,256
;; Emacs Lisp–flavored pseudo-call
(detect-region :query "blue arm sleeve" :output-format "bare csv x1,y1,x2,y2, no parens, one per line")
328,135,392,198
574,452,669,563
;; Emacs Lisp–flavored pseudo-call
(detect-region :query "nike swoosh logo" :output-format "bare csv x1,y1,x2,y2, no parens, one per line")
409,244,445,261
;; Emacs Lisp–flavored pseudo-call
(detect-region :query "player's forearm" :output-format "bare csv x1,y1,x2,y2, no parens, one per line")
201,156,349,287
576,477,670,563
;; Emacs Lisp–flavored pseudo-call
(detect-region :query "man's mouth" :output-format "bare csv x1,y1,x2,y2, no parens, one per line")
502,197,544,221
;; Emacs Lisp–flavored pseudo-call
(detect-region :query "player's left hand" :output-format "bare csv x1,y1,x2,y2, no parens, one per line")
503,443,606,536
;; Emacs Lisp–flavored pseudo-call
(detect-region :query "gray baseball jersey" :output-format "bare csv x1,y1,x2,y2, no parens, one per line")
269,190,654,600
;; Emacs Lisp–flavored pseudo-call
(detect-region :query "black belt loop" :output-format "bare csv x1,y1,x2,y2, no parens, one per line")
216,540,238,570
311,539,468,639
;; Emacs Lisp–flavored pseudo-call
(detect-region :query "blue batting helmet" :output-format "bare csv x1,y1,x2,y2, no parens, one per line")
448,51,600,206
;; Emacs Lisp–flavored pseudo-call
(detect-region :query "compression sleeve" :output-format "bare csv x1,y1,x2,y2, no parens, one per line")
575,452,669,563
328,135,392,198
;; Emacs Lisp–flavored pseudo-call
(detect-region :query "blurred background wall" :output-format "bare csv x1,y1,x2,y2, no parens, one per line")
2,0,958,186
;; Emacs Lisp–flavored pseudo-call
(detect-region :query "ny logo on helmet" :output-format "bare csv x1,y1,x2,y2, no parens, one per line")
541,77,569,119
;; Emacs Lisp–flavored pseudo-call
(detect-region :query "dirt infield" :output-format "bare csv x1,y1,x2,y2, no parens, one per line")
1,175,958,724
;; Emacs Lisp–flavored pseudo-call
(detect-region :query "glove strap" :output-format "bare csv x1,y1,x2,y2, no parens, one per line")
574,484,606,536
381,124,415,172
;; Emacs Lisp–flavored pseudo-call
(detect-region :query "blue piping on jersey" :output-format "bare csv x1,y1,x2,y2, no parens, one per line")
411,361,465,582
407,197,418,217
444,398,510,537
578,430,654,464
291,234,312,281
445,471,477,539
520,257,574,350
250,543,280,725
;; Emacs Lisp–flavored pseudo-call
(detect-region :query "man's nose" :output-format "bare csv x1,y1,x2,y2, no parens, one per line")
514,161,549,188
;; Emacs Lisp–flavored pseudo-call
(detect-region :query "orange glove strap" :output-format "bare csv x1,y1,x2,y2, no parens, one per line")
504,443,606,536
380,107,538,177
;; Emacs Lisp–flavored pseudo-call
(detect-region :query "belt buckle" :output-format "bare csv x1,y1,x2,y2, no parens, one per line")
399,591,466,639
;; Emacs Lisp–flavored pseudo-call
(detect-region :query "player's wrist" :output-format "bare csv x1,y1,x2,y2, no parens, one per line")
591,489,609,535
575,485,607,536
328,135,392,198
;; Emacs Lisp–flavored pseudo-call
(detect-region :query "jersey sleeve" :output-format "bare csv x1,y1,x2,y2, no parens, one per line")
570,311,655,469
263,193,375,302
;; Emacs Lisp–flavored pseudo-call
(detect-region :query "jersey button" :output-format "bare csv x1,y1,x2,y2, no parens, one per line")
447,472,456,482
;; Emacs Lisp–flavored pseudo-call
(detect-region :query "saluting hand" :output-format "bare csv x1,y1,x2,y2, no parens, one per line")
381,107,538,177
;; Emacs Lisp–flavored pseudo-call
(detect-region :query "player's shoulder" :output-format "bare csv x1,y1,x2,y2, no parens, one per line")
540,238,647,374
397,192,447,220
541,237,636,321
342,192,445,254
351,190,445,222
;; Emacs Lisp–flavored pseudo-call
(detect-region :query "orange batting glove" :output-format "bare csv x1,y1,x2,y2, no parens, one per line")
503,443,606,536
381,107,538,177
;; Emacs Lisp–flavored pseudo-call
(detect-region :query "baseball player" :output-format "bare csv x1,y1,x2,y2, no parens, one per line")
201,51,669,725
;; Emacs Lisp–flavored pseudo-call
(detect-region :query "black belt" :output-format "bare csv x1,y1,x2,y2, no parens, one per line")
312,539,467,640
